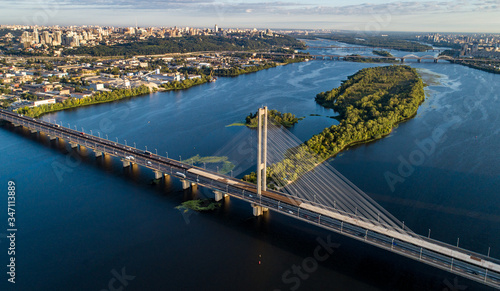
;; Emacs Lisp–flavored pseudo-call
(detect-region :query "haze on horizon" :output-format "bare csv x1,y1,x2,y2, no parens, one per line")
2,0,500,33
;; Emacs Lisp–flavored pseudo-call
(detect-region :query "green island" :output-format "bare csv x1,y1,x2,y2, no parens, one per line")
66,35,306,57
244,65,425,185
176,199,221,212
372,50,394,57
16,85,153,118
182,155,235,175
245,109,303,128
344,54,399,63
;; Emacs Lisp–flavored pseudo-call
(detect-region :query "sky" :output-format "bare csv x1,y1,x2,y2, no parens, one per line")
2,0,500,33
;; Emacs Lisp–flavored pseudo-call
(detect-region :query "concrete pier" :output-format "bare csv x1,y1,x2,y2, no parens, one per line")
214,190,228,202
154,170,163,179
95,151,103,158
69,142,78,149
122,159,131,168
48,135,57,141
251,204,269,217
181,179,191,190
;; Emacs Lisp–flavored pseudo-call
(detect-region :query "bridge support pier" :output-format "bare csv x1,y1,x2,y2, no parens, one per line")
251,204,268,217
214,190,228,202
48,135,57,141
122,160,131,168
30,129,38,134
12,123,21,127
69,142,78,149
154,170,163,179
95,151,103,158
181,179,190,190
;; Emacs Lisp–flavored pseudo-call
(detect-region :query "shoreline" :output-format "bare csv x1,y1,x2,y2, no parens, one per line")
14,60,307,118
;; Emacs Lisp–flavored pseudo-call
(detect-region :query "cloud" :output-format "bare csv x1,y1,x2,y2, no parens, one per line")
4,0,500,15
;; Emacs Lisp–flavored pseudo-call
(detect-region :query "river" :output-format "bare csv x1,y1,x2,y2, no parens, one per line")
0,40,499,290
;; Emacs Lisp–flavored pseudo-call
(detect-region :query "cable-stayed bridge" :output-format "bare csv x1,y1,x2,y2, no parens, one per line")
1,107,499,289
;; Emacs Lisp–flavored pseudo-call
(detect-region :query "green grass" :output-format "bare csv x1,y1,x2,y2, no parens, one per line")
225,122,247,127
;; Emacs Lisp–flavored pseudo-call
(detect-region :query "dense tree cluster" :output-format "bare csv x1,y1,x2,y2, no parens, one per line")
17,86,152,118
343,54,398,63
215,63,277,77
160,76,211,90
245,109,302,128
244,65,426,185
372,50,394,57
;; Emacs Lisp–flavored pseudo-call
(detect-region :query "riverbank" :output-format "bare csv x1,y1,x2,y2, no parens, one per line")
439,50,500,75
159,75,211,91
16,85,153,118
244,65,426,186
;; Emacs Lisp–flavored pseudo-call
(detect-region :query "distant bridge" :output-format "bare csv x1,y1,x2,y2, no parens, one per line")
306,45,446,52
1,107,500,289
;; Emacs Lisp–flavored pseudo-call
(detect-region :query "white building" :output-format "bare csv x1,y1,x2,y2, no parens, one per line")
32,99,56,107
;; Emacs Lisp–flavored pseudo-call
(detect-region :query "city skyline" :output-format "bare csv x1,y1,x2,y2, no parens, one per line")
2,0,500,33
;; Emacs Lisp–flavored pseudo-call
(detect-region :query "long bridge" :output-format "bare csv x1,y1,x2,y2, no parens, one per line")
306,45,446,52
261,51,495,64
1,107,500,289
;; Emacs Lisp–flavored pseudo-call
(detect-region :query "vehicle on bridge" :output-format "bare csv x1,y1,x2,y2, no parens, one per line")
175,172,187,179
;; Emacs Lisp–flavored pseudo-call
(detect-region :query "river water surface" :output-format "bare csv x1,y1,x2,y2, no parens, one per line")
0,40,499,290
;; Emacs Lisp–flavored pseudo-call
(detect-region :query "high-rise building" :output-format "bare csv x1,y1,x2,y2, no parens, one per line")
53,31,62,46
32,28,39,44
42,31,52,45
214,24,219,33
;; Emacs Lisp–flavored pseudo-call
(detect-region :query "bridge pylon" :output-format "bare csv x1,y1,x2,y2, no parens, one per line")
257,106,268,195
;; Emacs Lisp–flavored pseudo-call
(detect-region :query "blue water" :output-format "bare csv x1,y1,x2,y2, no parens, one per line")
0,40,498,290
